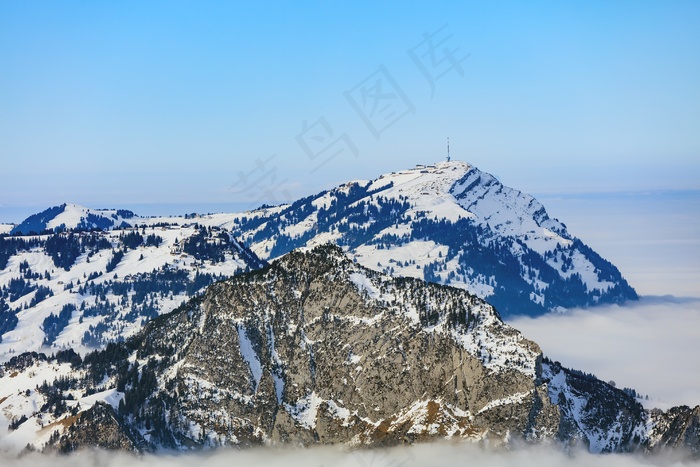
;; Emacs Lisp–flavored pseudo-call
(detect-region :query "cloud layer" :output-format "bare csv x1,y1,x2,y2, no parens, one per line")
537,191,700,298
3,442,698,467
508,297,700,409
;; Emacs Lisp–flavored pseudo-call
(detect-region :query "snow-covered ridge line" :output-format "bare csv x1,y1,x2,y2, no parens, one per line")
2,159,637,360
220,160,637,316
0,222,265,359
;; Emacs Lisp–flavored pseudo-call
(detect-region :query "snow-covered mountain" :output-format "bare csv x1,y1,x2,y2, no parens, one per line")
0,220,265,359
0,245,695,455
0,160,637,358
224,161,637,315
10,203,137,235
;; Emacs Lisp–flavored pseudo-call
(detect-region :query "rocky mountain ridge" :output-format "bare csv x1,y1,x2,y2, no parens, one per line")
0,245,695,456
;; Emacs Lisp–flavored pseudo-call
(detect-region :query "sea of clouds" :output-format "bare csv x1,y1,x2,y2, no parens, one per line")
2,442,699,467
508,297,700,409
518,191,700,409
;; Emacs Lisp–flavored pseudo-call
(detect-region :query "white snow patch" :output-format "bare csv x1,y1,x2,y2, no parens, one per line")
349,272,381,299
477,390,533,414
285,392,324,429
236,323,262,391
77,388,124,410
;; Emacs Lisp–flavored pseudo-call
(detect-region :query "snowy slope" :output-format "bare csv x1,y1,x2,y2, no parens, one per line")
0,245,542,452
541,361,648,453
0,224,265,360
222,161,637,316
0,160,637,357
10,203,137,234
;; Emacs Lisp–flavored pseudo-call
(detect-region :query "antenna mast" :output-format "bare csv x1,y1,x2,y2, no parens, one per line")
447,137,451,162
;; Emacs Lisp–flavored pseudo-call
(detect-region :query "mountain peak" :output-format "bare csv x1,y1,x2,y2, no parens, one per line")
1,160,637,322
229,160,636,316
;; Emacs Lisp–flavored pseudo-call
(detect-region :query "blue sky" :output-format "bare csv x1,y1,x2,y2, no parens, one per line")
1,1,699,219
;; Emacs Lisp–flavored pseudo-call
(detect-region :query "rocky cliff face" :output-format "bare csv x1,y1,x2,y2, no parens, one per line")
114,244,548,449
0,245,696,456
46,402,140,453
647,405,700,455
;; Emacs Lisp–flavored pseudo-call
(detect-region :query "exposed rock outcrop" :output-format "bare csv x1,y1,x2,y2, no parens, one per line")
0,245,696,456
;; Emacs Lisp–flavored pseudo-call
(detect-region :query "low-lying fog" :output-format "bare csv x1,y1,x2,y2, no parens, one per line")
511,191,700,409
508,297,700,409
3,442,698,467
